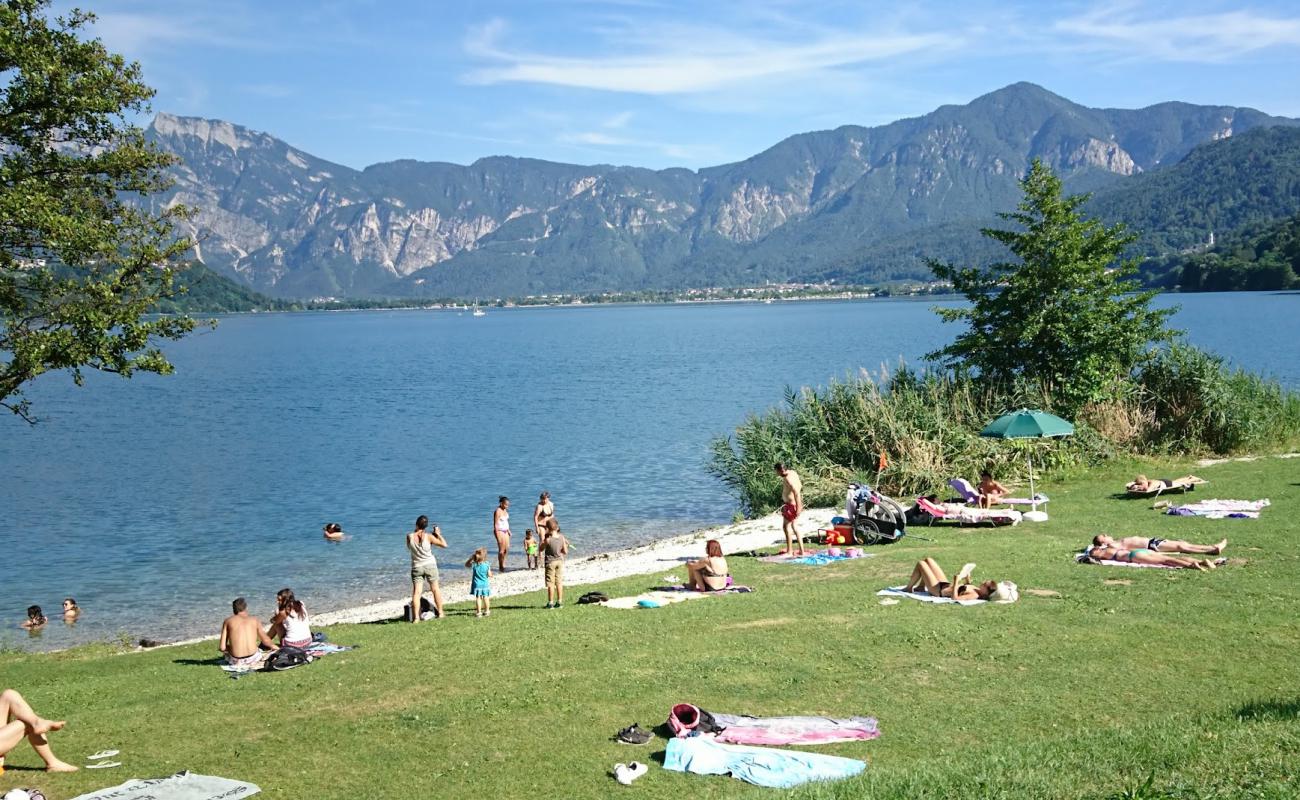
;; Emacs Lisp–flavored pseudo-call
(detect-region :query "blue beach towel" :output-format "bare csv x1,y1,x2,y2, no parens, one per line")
663,734,866,789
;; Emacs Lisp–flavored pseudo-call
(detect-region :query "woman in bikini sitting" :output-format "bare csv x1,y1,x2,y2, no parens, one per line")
904,558,1000,601
1084,537,1222,570
685,539,730,592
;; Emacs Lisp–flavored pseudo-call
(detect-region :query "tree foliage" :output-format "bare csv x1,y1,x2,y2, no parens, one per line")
926,159,1176,413
1,0,198,421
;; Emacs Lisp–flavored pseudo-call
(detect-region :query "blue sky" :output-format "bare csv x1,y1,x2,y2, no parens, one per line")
76,0,1300,170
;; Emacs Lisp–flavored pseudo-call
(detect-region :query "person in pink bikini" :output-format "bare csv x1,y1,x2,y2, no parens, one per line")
492,496,512,571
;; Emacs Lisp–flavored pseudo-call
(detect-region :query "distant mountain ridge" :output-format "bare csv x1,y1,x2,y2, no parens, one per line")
144,83,1300,298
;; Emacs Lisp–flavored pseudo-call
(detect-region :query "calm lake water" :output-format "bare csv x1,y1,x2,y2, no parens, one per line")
3,292,1297,649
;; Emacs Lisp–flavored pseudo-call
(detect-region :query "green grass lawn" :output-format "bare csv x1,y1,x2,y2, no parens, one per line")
3,457,1299,799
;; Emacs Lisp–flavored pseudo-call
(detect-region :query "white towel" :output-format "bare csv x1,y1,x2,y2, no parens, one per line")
876,586,985,606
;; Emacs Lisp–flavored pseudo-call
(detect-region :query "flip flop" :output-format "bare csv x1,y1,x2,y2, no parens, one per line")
87,750,119,760
87,761,121,769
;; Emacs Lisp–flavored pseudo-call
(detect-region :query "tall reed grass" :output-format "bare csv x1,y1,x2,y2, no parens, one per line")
710,348,1300,516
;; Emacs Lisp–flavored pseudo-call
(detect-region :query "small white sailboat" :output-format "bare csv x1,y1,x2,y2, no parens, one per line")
472,301,486,317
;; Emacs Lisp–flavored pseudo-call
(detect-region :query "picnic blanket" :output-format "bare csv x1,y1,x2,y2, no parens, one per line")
876,587,985,606
1166,498,1270,519
71,771,259,800
220,642,355,675
758,551,874,565
710,712,879,745
603,586,753,609
664,735,866,788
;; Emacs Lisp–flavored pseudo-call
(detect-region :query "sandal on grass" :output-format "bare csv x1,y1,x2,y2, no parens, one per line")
88,750,119,760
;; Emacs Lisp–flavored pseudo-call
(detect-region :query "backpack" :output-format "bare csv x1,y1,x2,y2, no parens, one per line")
267,646,312,671
667,703,723,737
577,591,610,605
404,596,436,622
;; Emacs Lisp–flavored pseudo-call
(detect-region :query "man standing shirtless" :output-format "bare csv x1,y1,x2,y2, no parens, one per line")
775,462,805,556
219,597,278,668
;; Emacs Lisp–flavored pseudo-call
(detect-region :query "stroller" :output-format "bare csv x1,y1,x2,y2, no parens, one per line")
845,483,908,545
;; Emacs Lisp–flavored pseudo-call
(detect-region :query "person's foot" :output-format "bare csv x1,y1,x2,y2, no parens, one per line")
544,603,554,609
33,718,66,735
1192,560,1209,571
484,609,490,616
46,758,79,773
1213,539,1228,555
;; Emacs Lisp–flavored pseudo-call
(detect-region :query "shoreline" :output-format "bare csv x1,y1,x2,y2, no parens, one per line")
128,507,839,653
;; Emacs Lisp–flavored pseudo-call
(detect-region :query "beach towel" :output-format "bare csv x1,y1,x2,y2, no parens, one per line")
71,771,260,800
913,500,1022,527
876,587,985,606
709,712,879,745
220,642,354,675
1166,499,1270,519
663,735,866,789
1074,553,1177,569
758,551,874,565
603,585,753,609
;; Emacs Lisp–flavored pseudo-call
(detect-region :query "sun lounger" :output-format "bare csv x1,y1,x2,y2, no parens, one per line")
1125,475,1207,498
948,478,1046,509
910,496,1022,527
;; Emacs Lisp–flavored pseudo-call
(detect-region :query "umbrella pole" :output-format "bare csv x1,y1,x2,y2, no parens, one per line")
1027,451,1036,512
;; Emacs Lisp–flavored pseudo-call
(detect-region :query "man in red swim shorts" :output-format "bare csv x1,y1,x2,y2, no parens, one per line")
775,462,805,556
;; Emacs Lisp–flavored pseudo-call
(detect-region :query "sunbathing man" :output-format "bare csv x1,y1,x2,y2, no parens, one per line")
1083,540,1222,570
1128,474,1204,492
904,557,1001,601
219,597,278,668
0,688,78,772
977,471,1008,508
1092,533,1226,556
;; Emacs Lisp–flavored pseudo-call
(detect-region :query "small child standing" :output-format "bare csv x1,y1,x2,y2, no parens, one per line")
523,529,540,570
466,547,493,617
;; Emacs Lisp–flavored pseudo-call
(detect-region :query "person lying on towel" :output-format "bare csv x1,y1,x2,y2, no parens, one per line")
1128,474,1204,492
903,558,1015,601
1092,533,1225,556
1083,537,1223,570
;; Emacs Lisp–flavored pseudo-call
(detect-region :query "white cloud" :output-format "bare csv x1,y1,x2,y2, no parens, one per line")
1055,4,1300,62
462,17,961,94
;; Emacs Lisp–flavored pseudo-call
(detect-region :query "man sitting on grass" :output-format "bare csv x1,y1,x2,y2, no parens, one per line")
219,597,278,668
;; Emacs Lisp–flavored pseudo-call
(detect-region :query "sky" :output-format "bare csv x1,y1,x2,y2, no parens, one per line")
68,0,1300,171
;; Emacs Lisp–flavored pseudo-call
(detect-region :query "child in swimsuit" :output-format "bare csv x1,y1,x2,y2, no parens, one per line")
524,529,540,570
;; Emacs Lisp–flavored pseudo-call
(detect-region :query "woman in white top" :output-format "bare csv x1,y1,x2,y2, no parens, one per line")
493,496,511,571
268,588,312,648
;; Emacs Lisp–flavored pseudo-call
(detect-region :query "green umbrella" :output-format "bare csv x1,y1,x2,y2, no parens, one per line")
979,409,1074,520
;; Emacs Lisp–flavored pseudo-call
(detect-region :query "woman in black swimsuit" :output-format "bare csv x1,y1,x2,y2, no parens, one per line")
904,558,998,601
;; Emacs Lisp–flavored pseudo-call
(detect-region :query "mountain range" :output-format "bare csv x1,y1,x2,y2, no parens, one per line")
144,82,1300,299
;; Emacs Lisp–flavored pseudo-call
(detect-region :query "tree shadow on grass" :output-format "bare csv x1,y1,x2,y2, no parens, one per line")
1235,697,1300,721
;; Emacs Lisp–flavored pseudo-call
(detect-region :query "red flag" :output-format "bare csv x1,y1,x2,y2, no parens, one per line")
878,451,888,472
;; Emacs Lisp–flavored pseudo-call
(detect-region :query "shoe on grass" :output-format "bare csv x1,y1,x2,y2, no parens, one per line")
615,761,648,784
615,723,653,745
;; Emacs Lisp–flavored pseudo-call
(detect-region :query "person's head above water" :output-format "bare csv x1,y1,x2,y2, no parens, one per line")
27,605,45,622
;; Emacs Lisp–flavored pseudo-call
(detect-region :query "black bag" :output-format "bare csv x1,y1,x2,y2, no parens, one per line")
404,596,436,621
577,591,610,604
267,646,311,671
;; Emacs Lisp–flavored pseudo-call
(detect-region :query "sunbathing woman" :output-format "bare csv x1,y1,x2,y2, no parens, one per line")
1084,540,1222,570
904,558,999,601
0,688,77,772
1128,474,1204,492
686,539,730,592
1092,533,1225,556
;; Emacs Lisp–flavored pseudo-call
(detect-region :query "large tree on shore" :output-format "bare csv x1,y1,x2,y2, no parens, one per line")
1,0,197,421
926,159,1176,413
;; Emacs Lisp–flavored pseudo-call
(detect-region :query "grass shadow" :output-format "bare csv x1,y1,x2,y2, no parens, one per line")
173,656,224,667
1235,697,1300,721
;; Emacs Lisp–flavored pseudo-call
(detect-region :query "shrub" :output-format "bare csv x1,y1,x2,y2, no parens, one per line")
1133,344,1300,454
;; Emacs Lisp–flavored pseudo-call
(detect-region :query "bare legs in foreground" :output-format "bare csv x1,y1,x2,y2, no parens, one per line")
0,688,77,772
